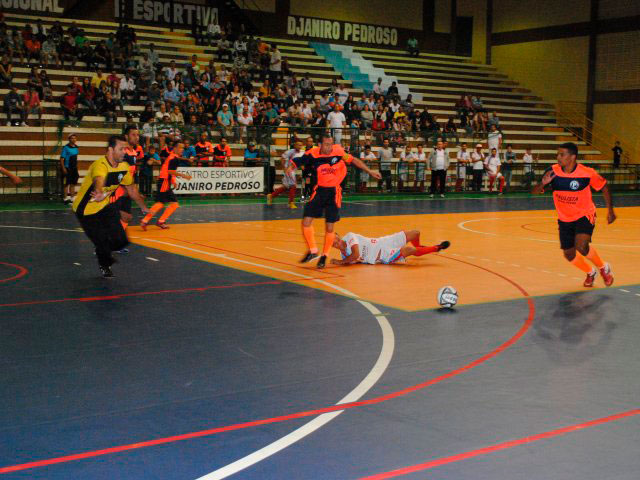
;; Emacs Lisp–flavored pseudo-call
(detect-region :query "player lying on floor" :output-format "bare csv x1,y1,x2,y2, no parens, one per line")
330,230,450,265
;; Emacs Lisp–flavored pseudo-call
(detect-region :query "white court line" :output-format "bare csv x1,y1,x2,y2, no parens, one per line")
620,289,630,293
73,262,81,266
146,257,159,262
457,216,640,248
132,240,395,480
0,225,82,233
265,246,300,256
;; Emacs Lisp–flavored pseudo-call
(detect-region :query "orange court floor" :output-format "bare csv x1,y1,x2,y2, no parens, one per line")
130,206,640,311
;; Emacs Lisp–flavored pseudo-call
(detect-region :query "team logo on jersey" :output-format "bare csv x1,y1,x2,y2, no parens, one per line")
569,180,579,190
330,156,339,165
118,173,124,183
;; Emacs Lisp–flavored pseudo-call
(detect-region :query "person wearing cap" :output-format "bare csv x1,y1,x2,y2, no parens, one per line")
217,103,235,140
471,143,485,192
60,134,80,204
243,141,260,167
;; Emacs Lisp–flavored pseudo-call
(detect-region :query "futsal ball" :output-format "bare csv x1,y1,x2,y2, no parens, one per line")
437,286,458,308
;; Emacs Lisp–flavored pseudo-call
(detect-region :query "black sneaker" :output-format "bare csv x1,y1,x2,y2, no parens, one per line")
317,255,327,269
100,266,115,278
300,252,319,263
437,241,451,251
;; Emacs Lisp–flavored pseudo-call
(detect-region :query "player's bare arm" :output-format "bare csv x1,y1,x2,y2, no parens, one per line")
0,165,23,185
532,169,554,194
89,176,108,202
601,183,616,224
351,156,382,180
330,245,360,265
125,184,150,214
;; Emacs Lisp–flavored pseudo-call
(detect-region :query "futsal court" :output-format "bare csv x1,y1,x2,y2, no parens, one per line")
1,193,639,479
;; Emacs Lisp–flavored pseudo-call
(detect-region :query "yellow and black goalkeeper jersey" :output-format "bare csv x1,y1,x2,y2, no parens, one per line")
72,156,134,217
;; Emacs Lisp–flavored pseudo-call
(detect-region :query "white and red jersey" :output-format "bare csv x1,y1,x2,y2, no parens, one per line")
342,231,407,264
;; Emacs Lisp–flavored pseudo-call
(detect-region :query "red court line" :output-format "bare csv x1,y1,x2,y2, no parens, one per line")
163,236,346,279
0,256,534,475
360,407,640,479
520,223,554,235
0,281,282,308
0,262,28,284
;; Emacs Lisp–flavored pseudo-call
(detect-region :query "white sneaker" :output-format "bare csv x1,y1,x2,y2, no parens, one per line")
5,122,10,126
21,122,27,126
440,194,445,198
429,194,434,198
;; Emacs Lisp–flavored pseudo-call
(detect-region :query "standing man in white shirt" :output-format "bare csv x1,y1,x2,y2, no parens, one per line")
487,124,502,153
334,83,349,105
326,105,346,144
484,147,505,194
269,44,282,85
359,144,377,192
471,143,485,192
372,78,384,97
522,147,535,189
428,140,449,197
455,142,471,192
410,143,428,192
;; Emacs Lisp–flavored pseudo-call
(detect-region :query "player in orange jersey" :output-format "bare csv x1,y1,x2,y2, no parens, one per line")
532,142,616,287
140,141,192,230
286,134,381,268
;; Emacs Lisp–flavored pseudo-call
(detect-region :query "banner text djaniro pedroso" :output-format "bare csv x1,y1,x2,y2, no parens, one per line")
173,167,264,194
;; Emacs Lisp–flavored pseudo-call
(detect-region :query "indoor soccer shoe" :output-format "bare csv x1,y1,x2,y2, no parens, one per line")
140,221,148,231
300,252,319,263
317,255,327,269
436,241,451,251
599,263,614,287
583,268,597,287
266,193,273,205
156,221,169,229
288,202,298,209
100,266,114,278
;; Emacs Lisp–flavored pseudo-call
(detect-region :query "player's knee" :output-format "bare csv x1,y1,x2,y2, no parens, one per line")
576,244,589,256
121,212,132,222
563,249,576,261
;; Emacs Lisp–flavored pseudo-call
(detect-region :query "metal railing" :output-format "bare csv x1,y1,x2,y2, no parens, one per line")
556,101,637,165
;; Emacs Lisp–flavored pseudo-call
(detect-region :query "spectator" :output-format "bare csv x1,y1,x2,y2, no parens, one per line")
170,105,184,124
378,138,394,192
373,77,384,97
484,147,505,194
213,137,232,167
79,77,97,113
443,117,459,144
181,138,197,166
237,108,254,142
358,144,377,192
101,91,118,123
94,40,112,70
299,73,315,100
147,43,160,68
326,105,346,144
39,69,53,101
217,34,232,61
522,147,535,189
243,141,261,167
163,81,181,107
487,124,502,153
59,133,79,203
24,34,41,64
147,81,162,105
334,83,349,105
165,60,178,82
23,86,42,126
0,54,12,87
406,36,419,56
471,143,485,192
58,35,76,67
119,72,136,104
40,35,60,67
360,104,373,129
139,145,160,195
386,81,399,100
502,143,516,191
269,44,282,85
429,140,449,198
455,143,471,192
487,110,500,131
217,102,235,139
287,100,304,127
59,85,83,124
91,69,107,88
141,116,159,149
612,140,622,168
33,19,47,42
12,30,25,64
4,86,25,126
206,21,221,46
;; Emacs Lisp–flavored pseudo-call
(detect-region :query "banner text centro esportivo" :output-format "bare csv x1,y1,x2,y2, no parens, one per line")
173,167,264,194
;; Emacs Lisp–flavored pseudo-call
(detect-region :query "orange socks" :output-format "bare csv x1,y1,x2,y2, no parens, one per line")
143,202,164,224
570,253,593,273
302,225,318,254
159,203,179,223
414,245,438,256
585,246,605,269
323,231,335,256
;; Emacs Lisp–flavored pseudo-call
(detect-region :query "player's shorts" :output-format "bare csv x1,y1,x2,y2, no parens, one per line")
377,231,408,264
155,180,177,203
303,186,340,223
63,167,79,185
558,215,595,250
415,164,425,181
282,172,297,188
487,171,503,179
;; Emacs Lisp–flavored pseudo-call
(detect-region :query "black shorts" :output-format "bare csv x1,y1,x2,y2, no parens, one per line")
558,216,595,250
63,167,79,185
114,195,132,214
303,186,340,223
155,180,177,203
